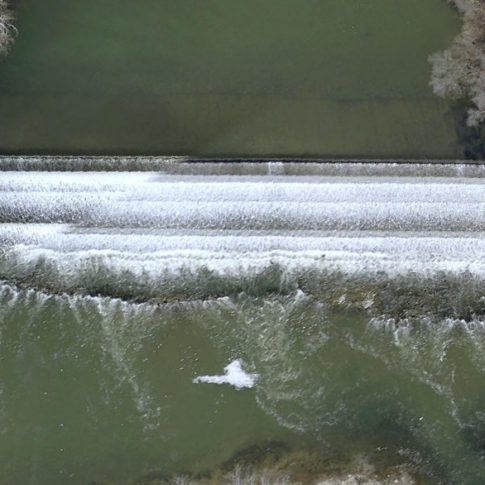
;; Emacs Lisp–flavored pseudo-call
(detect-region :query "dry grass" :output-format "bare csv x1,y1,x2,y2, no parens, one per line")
0,0,16,54
429,0,485,127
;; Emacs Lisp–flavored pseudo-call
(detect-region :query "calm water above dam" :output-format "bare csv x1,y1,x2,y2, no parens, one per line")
0,0,460,157
1,160,485,484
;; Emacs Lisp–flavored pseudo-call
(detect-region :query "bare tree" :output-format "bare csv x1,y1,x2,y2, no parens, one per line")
0,0,16,55
429,0,485,127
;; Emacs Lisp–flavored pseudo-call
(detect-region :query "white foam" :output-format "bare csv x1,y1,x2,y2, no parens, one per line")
1,171,485,287
1,173,484,232
193,359,258,390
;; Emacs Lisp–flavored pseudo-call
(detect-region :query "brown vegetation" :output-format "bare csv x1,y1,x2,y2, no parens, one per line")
0,0,15,55
429,0,485,127
133,447,417,485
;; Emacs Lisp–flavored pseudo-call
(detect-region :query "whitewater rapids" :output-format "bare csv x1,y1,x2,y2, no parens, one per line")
1,160,485,484
0,161,484,312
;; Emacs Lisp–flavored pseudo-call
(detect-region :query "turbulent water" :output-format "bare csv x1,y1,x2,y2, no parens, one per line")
1,160,485,484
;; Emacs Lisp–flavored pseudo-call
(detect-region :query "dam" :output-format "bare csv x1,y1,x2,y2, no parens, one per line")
0,159,485,484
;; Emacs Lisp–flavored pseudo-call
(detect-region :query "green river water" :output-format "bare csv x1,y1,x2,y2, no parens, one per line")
0,1,483,483
2,286,485,484
0,0,461,157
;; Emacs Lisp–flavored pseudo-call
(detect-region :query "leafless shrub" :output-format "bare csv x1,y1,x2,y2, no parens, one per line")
0,0,16,55
429,0,485,127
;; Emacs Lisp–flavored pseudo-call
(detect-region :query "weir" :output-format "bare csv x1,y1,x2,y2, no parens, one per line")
1,156,485,174
1,158,485,484
1,160,484,313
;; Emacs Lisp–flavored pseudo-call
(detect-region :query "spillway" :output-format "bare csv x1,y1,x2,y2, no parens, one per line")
1,163,484,312
1,160,485,484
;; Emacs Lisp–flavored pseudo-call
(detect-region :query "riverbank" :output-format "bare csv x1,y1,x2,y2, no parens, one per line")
0,0,15,53
430,0,485,158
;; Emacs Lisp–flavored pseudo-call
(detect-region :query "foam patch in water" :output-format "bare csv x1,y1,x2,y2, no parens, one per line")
193,359,258,390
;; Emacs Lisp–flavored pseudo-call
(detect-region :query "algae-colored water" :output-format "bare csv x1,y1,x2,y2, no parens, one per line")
1,288,485,484
0,0,461,157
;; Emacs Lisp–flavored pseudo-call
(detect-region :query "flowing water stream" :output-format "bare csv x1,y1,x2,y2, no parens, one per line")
1,160,485,484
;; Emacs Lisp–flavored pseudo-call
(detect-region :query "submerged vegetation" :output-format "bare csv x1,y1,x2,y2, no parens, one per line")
134,446,417,484
430,0,485,127
0,0,15,54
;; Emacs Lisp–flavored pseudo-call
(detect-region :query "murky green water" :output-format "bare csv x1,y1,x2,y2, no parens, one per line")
0,0,461,157
1,287,485,484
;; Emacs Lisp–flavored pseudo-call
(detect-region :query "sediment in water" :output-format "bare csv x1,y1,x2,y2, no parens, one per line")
133,445,419,485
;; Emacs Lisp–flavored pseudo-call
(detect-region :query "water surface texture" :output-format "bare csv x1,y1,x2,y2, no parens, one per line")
1,160,485,484
0,0,460,157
